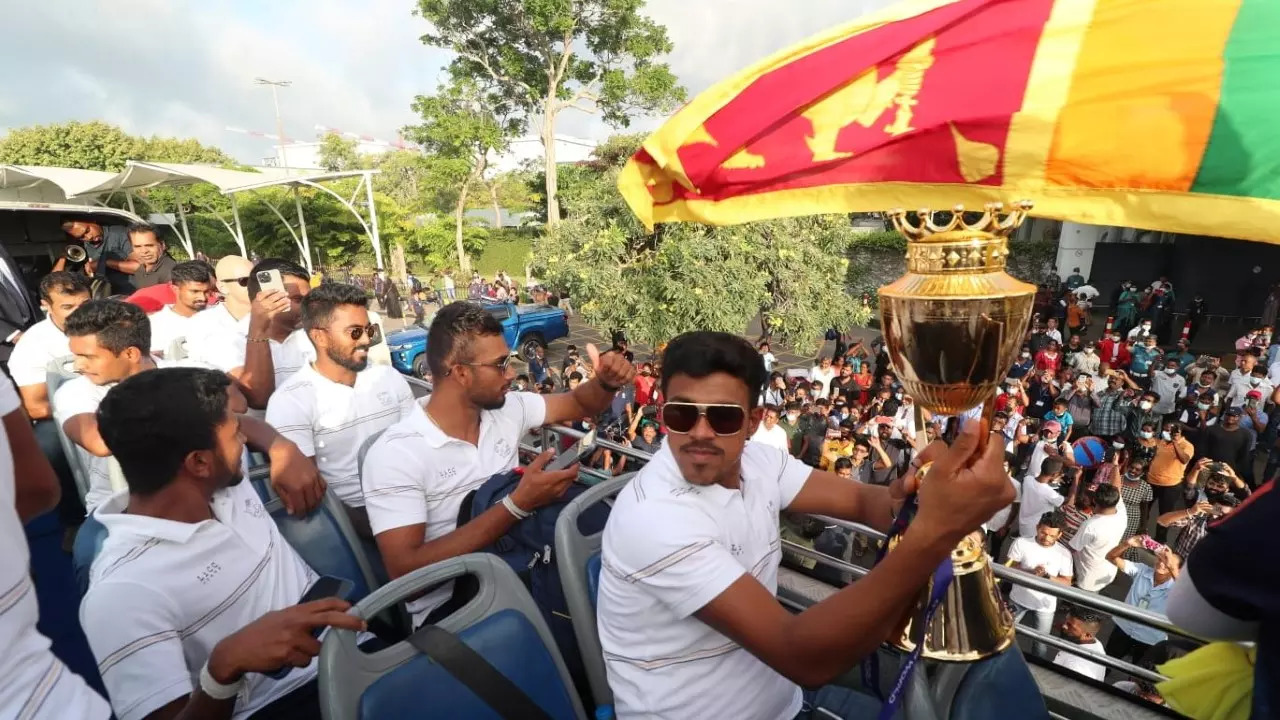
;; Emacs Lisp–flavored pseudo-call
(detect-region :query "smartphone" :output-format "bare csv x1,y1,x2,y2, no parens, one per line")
1138,535,1165,553
263,576,356,679
256,268,286,294
548,427,597,471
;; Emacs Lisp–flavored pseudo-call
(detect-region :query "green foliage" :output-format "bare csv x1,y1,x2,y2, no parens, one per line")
316,134,360,172
474,229,535,277
529,135,868,355
0,120,234,172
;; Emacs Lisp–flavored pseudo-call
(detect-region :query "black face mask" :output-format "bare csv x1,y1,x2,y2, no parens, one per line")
1204,489,1229,504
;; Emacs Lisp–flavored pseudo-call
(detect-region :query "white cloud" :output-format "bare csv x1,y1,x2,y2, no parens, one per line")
0,1,894,162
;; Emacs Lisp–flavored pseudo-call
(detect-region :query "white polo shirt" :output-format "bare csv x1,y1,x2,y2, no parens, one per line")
1069,507,1128,591
82,481,318,720
266,362,417,507
597,442,811,720
149,305,198,356
199,320,316,392
8,318,70,389
1053,639,1108,682
0,379,110,719
362,391,546,625
1006,537,1074,612
184,304,244,364
750,423,790,452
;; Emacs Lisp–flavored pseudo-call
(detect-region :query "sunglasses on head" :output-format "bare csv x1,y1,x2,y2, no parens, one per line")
660,402,747,435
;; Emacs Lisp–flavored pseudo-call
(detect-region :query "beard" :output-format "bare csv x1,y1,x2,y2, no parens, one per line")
327,345,369,372
475,392,508,411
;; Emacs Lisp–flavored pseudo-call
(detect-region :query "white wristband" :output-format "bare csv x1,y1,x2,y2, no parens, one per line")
501,494,532,520
199,663,244,701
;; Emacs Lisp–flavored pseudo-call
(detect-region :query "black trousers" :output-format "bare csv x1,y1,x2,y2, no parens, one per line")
1150,484,1183,542
1105,625,1153,664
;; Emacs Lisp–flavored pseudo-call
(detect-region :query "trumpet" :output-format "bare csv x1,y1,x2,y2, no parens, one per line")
64,244,87,263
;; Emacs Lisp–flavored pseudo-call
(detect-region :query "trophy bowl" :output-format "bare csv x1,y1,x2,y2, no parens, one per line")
877,202,1036,661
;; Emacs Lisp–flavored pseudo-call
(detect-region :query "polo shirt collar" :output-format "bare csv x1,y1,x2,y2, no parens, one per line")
93,489,205,544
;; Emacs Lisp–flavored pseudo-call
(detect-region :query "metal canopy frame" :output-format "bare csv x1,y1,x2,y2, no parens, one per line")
69,161,385,270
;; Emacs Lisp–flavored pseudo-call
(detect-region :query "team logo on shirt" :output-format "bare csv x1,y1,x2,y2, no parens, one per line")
377,391,393,407
493,438,513,459
729,543,743,556
244,498,264,518
197,561,223,585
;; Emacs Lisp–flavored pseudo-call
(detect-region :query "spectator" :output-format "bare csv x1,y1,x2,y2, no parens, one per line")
1158,462,1247,558
58,219,134,295
1052,606,1110,682
200,259,314,410
1069,484,1127,591
82,368,365,720
1128,391,1164,441
1061,374,1097,437
1131,421,1159,469
0,365,111,718
819,426,855,472
832,457,854,480
628,411,664,454
1118,458,1153,540
1024,370,1059,420
1128,334,1161,388
1224,353,1264,407
636,362,659,407
1198,406,1251,476
1149,357,1186,417
758,341,776,373
1104,538,1181,662
1009,345,1035,380
1044,317,1064,346
185,255,253,362
1025,420,1070,482
360,302,633,627
1071,341,1101,376
527,344,550,385
264,284,417,535
148,260,213,357
1006,511,1074,657
1166,479,1278,719
1018,457,1066,539
798,400,831,467
1187,354,1229,394
124,223,177,289
1168,338,1196,374
1044,397,1075,442
1059,478,1096,548
983,451,1021,554
1128,319,1155,343
9,273,92,420
1035,340,1063,374
1147,423,1194,542
868,421,912,486
595,331,1013,719
809,355,836,397
750,404,790,452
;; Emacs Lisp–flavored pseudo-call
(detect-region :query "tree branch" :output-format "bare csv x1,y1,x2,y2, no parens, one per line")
457,43,534,98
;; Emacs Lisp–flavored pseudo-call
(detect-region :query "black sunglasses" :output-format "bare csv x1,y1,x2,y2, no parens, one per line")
219,276,251,287
345,325,382,344
458,355,513,372
661,402,747,435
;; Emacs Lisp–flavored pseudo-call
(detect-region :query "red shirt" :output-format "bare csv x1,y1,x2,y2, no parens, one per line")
124,284,176,314
635,375,657,407
1098,339,1132,369
1034,350,1062,374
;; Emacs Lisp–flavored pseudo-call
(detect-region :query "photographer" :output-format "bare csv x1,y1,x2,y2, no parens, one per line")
628,405,664,454
1158,462,1248,557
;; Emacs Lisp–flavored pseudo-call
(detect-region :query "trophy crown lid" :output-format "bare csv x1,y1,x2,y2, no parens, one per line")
888,200,1033,240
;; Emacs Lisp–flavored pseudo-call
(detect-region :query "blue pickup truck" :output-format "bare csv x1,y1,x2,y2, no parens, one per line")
386,302,570,377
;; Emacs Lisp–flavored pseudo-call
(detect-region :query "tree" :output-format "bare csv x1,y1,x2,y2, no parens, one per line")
317,133,360,172
416,0,686,227
403,74,520,274
530,135,870,355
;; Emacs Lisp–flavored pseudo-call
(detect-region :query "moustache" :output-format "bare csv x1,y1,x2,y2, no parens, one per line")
681,444,722,456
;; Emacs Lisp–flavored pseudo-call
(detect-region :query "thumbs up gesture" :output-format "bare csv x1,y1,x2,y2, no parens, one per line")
587,342,636,391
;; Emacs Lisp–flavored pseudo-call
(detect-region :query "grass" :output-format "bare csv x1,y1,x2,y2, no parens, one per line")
473,229,537,278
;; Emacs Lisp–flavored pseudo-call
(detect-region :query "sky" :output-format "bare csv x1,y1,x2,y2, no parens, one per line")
0,0,894,165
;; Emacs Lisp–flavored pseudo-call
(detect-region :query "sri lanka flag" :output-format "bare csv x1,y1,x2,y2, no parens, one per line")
618,0,1280,243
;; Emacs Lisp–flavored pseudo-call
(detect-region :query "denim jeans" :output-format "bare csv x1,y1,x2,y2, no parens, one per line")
1012,602,1055,660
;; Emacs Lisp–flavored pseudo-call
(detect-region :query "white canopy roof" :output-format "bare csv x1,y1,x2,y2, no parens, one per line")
0,165,119,202
71,161,375,197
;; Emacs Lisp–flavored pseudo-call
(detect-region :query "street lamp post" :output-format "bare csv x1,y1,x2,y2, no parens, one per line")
254,77,292,171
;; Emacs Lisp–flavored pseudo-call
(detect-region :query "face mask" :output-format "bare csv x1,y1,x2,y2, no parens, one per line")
1085,348,1095,354
1140,431,1153,439
1251,378,1262,386
787,413,800,422
1112,337,1121,343
1021,352,1031,359
1125,472,1142,481
1161,431,1172,441
1167,368,1178,375
1142,324,1152,330
1113,441,1126,449
1197,402,1211,411
895,392,903,399
1205,489,1229,504
1139,401,1153,411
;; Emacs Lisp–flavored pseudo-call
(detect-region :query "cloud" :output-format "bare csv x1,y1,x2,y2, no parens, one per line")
0,0,894,162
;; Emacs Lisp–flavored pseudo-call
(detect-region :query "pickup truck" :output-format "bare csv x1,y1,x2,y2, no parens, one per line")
386,301,570,378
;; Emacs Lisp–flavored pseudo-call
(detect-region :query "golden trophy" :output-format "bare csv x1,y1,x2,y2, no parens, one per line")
878,201,1036,661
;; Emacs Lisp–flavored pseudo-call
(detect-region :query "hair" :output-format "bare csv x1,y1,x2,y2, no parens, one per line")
834,457,853,472
1039,457,1064,477
64,299,150,354
1093,484,1121,510
169,260,213,286
568,371,584,383
660,331,768,408
38,271,91,302
1053,397,1068,407
763,404,780,416
247,258,311,300
784,402,801,413
1141,391,1159,402
1038,510,1067,530
1065,604,1104,632
515,374,530,384
127,222,161,241
425,301,504,377
97,368,232,495
301,282,368,331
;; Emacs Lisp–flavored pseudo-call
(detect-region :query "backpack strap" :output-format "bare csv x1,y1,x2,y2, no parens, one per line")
406,624,554,720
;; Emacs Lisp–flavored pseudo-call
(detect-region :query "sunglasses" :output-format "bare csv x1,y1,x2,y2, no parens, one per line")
219,276,251,287
661,402,747,435
344,324,382,344
458,355,513,373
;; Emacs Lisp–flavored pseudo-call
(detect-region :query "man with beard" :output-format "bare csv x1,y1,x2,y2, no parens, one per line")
82,368,366,720
361,301,635,627
148,261,213,357
1052,606,1110,681
57,219,134,295
266,284,416,536
1199,407,1252,477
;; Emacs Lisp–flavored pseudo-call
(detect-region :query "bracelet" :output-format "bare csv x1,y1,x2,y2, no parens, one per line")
501,494,532,520
247,336,270,344
199,662,244,700
598,379,623,393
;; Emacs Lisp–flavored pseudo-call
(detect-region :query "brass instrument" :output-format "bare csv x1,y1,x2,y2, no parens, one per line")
64,244,87,263
879,201,1036,661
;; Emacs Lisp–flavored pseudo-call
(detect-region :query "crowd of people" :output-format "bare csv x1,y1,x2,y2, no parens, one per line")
0,219,1273,720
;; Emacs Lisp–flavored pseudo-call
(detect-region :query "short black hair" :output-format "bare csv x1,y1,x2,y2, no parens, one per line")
301,282,368,331
1038,510,1066,529
1040,457,1064,477
661,331,766,408
568,371,584,383
127,222,160,241
426,301,504,377
39,271,91,302
1094,484,1121,510
1065,604,1104,631
169,260,213,286
65,299,149,354
247,258,310,300
834,457,853,471
97,368,231,495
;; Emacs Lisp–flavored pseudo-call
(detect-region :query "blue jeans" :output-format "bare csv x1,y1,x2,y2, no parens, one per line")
1012,602,1055,660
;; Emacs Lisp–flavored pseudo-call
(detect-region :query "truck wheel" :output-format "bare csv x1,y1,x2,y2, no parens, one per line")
412,354,430,379
519,334,546,363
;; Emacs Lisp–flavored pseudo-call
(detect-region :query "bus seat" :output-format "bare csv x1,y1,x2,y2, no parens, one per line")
928,647,1049,720
320,553,587,720
265,492,379,603
356,428,386,480
71,513,108,597
46,356,91,504
553,473,632,711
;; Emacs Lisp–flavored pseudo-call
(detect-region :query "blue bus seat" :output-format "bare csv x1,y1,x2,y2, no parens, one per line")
265,492,379,603
320,553,588,720
71,513,108,597
553,473,632,711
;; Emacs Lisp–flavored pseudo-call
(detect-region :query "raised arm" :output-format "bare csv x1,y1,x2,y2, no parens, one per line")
542,344,636,425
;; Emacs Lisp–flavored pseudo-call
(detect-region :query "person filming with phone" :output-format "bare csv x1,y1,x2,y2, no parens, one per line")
1103,536,1181,662
361,301,635,627
81,368,367,720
